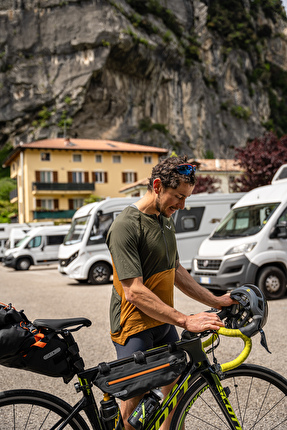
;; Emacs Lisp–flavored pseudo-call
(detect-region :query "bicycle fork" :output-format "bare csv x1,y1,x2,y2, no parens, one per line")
203,370,242,430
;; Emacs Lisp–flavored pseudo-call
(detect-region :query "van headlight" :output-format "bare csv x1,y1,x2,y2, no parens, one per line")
66,251,79,266
225,242,257,255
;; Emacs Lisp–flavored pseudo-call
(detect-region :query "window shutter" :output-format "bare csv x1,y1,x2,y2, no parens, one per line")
92,172,96,182
134,172,138,182
36,199,41,208
104,172,108,183
68,171,72,182
68,199,73,210
84,171,89,183
122,172,126,183
35,171,40,182
54,199,59,210
53,171,58,183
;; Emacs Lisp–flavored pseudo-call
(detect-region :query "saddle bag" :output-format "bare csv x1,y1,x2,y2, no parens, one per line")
0,302,77,383
94,346,187,400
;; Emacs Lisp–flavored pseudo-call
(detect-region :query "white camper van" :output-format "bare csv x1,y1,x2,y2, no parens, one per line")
3,225,70,270
0,222,54,260
192,164,287,300
0,224,31,260
58,193,244,285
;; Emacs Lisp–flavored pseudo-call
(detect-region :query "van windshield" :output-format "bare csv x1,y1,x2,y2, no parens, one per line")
15,235,30,247
212,203,279,238
64,216,90,245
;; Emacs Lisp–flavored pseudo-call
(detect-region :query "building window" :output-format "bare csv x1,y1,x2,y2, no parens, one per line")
39,199,54,210
68,171,88,183
144,155,152,164
36,199,59,210
73,154,82,162
69,198,84,210
95,172,104,183
95,154,102,163
40,171,53,183
40,152,50,161
93,171,108,183
72,171,84,183
122,172,137,183
113,155,121,163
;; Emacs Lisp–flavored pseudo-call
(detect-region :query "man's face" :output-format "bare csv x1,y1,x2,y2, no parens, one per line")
155,181,194,218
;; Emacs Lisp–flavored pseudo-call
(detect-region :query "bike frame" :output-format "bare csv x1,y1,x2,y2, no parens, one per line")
57,328,249,430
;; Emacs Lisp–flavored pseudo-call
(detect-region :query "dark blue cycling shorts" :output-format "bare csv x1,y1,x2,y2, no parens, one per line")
113,324,179,359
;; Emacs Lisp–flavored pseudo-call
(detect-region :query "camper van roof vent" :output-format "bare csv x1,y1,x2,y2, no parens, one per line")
271,164,287,184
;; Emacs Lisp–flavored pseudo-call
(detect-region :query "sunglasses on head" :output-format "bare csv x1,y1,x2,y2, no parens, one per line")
174,164,196,176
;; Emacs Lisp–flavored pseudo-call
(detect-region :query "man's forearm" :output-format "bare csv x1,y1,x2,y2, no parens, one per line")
174,264,222,308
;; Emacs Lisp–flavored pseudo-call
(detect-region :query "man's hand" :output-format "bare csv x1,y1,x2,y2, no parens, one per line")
215,293,238,310
185,312,225,333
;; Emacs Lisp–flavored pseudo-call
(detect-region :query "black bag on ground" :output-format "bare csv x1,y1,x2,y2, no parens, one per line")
94,347,187,400
0,302,75,382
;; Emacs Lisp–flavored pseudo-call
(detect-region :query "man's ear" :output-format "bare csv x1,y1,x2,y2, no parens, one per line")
153,178,162,194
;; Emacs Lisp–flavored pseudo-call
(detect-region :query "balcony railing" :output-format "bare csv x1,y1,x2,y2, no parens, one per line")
33,209,76,220
32,182,95,192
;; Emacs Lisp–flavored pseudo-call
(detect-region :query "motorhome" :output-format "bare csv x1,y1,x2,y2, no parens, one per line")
58,193,244,285
0,224,29,260
3,225,70,270
192,164,287,300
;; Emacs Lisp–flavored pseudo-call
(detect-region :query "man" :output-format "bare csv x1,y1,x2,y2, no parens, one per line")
106,156,235,429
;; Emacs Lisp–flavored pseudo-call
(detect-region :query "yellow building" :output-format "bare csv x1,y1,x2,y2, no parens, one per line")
3,138,168,223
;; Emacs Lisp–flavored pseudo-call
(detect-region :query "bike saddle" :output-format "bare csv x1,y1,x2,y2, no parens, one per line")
33,317,92,331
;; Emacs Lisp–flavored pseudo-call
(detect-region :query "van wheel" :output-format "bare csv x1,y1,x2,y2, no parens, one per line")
88,262,111,285
16,258,31,271
258,266,286,300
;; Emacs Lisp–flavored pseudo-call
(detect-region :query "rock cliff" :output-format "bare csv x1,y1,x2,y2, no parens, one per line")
1,0,287,157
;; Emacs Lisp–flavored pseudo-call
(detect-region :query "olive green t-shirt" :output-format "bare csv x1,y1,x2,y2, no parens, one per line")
106,205,178,345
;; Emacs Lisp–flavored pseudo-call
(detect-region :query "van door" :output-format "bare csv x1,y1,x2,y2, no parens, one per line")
26,235,43,264
174,206,206,270
41,235,66,264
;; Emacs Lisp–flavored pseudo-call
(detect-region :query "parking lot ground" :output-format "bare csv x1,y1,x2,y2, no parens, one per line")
0,264,286,407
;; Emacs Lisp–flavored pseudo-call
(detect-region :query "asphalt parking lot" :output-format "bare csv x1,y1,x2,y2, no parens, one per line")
0,264,286,408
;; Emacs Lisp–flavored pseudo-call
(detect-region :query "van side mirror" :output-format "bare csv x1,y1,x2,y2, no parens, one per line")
270,221,287,239
276,221,287,238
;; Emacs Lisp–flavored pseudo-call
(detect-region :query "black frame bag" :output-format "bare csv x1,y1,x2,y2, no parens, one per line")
0,302,75,382
94,347,187,400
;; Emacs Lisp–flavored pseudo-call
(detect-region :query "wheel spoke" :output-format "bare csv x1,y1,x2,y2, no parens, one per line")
171,365,287,430
0,389,88,430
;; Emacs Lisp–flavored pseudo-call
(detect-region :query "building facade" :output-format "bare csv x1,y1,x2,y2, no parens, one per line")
119,159,243,197
3,138,168,223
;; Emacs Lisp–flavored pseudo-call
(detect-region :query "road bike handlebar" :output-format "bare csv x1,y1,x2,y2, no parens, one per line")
202,327,252,372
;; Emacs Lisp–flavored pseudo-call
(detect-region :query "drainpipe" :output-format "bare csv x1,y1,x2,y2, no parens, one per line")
20,147,25,223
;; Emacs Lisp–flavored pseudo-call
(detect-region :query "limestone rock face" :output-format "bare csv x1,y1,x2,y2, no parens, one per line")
0,0,287,157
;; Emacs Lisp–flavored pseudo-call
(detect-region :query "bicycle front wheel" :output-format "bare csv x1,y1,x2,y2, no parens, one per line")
171,364,287,429
0,389,89,430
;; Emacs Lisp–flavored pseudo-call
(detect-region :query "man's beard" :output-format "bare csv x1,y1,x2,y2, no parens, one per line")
156,196,168,217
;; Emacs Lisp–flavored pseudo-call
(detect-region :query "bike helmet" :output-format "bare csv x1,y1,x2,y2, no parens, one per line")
226,284,268,338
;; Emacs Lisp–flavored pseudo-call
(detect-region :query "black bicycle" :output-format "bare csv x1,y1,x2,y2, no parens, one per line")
0,284,286,429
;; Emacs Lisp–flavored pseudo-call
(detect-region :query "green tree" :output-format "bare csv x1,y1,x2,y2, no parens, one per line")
231,132,287,192
0,200,18,223
0,178,16,201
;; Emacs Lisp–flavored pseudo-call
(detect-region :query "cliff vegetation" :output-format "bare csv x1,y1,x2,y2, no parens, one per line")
0,0,287,158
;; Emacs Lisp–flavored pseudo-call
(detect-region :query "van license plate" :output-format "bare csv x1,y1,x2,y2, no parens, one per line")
200,276,211,285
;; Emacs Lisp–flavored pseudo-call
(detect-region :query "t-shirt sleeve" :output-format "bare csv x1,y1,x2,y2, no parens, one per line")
106,214,143,280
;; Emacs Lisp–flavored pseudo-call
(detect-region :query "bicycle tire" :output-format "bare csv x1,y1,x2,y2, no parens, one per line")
0,389,90,430
170,364,287,429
